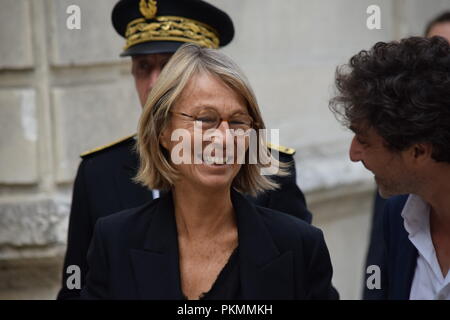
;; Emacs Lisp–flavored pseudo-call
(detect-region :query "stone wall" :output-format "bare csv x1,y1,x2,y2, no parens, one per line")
1,0,449,299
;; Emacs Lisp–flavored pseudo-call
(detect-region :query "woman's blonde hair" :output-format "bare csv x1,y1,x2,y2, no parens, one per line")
135,43,288,196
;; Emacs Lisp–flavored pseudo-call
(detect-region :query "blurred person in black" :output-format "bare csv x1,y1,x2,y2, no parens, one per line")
362,11,450,299
57,0,312,300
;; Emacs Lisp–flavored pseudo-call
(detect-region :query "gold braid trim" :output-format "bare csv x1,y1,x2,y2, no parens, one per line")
267,143,296,155
124,16,220,50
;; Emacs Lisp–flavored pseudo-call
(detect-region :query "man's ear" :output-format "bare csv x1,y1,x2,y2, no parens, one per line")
411,143,433,161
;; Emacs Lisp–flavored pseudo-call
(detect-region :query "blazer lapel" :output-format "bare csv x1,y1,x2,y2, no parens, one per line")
392,232,418,299
232,190,295,299
130,192,182,299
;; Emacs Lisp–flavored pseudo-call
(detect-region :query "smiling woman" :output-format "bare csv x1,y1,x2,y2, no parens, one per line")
80,44,338,300
136,43,284,196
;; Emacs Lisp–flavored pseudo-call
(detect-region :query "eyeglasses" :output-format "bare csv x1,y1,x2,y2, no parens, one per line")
170,107,254,133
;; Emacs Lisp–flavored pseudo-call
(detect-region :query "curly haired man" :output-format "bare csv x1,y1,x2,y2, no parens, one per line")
330,36,450,300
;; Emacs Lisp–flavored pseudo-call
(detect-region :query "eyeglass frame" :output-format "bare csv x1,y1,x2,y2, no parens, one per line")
169,107,256,133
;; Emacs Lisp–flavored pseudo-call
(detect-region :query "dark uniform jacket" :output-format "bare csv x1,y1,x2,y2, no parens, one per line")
80,189,336,300
363,195,418,300
58,136,312,299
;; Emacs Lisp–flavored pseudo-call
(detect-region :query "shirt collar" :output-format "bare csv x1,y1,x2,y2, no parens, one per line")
401,194,430,236
401,194,435,266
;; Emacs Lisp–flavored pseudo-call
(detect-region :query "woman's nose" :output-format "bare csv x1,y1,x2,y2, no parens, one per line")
217,120,230,131
211,121,233,142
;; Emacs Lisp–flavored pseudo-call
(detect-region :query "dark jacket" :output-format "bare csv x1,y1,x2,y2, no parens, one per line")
58,136,312,299
363,195,418,300
362,191,387,298
80,189,337,300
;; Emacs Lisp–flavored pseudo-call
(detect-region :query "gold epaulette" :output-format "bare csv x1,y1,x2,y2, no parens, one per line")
267,143,296,156
80,134,136,158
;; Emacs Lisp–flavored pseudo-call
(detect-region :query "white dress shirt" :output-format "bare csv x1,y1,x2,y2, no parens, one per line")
152,189,160,199
401,194,450,300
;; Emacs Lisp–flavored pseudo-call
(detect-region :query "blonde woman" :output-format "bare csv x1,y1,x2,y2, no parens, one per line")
81,44,337,300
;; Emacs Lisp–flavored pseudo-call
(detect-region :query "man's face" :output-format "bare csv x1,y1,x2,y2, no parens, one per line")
349,123,417,198
427,22,450,43
131,53,173,107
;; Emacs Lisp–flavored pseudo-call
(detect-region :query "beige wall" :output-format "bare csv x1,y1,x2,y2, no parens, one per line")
1,0,449,299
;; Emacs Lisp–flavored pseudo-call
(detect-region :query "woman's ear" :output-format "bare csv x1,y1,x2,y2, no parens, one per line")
160,127,170,150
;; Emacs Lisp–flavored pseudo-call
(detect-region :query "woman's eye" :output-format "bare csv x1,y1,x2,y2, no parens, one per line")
230,120,245,125
197,117,215,123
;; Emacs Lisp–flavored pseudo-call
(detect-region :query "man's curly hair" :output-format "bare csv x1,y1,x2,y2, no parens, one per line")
329,36,450,163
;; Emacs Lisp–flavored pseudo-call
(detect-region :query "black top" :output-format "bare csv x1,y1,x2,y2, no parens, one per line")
182,247,240,300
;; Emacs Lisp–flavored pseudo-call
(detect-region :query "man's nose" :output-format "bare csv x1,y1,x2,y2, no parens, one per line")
349,136,363,162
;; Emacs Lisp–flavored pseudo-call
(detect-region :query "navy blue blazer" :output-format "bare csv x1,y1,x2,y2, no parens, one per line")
362,191,387,298
364,195,418,300
80,189,337,300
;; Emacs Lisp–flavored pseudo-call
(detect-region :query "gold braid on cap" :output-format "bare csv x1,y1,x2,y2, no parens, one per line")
124,15,220,50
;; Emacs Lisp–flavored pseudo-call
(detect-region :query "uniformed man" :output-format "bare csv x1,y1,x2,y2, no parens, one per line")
57,0,312,299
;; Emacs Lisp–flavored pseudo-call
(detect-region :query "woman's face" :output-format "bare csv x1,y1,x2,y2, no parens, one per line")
160,72,250,192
